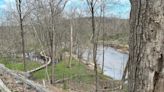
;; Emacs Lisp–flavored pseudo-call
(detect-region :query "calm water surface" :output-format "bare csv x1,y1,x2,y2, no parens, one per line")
82,47,128,80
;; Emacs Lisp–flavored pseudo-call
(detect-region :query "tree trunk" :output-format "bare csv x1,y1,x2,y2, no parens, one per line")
16,0,26,71
69,22,73,68
49,1,55,84
101,2,105,74
91,5,98,92
128,0,164,92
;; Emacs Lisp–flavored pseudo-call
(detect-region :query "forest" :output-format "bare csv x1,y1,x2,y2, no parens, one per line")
0,0,163,92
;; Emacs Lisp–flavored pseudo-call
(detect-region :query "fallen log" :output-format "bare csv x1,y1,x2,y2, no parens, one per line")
29,24,52,74
0,79,11,92
26,51,51,74
0,64,51,92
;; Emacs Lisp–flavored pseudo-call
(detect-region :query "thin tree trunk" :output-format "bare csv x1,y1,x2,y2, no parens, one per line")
69,22,73,68
20,16,26,72
49,1,55,84
129,0,164,92
101,2,105,74
91,5,98,92
16,0,26,71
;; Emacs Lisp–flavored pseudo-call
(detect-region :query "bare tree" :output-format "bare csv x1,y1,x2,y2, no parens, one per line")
86,0,99,91
49,0,55,84
15,0,26,71
69,21,73,68
99,0,106,74
67,7,77,68
48,0,67,84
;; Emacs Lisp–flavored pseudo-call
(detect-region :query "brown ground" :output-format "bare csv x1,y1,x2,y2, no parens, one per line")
0,71,63,92
0,72,36,92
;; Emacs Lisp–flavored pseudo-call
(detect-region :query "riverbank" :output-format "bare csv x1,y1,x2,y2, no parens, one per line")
76,44,128,80
0,49,128,92
108,43,129,54
0,57,115,91
98,40,129,54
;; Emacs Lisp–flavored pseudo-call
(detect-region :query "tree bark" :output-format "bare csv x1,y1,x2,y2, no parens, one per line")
129,0,164,92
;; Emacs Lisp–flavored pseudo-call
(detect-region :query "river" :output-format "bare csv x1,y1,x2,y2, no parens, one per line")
82,46,128,80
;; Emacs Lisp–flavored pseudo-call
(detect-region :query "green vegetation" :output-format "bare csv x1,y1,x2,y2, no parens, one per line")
33,58,95,82
0,57,110,83
0,57,126,91
0,57,41,71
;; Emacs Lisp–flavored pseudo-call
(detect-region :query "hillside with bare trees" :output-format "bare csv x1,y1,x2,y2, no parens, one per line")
0,0,163,92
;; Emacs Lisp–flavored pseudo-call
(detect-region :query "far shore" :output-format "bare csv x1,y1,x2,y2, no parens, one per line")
98,41,129,54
